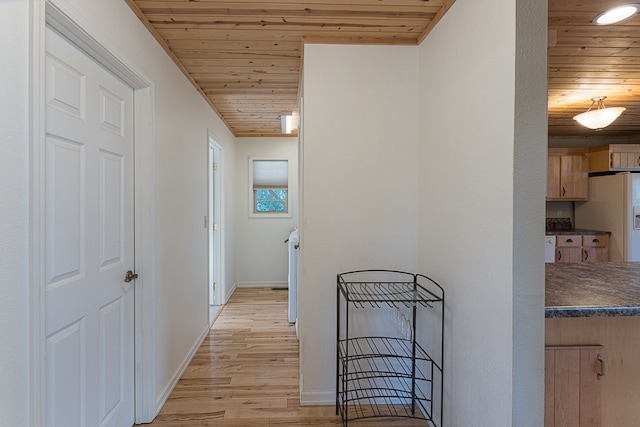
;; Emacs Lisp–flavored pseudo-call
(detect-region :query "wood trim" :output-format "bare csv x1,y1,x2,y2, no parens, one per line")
302,35,417,45
548,147,588,155
29,2,46,426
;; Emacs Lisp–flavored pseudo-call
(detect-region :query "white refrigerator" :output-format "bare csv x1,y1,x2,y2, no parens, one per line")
575,172,640,261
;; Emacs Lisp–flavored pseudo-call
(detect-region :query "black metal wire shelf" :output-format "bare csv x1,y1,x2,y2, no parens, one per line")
338,397,430,422
338,336,433,362
336,270,444,427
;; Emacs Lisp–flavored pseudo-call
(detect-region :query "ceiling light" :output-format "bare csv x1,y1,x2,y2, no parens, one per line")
593,3,640,25
573,96,626,130
281,112,293,134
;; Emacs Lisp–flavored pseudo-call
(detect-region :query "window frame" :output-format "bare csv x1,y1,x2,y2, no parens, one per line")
248,156,292,218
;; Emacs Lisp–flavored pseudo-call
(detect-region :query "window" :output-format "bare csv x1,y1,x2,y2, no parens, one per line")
255,188,287,213
249,158,290,217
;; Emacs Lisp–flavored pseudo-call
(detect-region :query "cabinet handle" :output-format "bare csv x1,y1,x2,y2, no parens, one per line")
584,250,589,261
610,152,614,168
593,238,600,243
637,155,640,167
566,238,573,243
597,353,606,379
558,250,562,261
562,187,566,197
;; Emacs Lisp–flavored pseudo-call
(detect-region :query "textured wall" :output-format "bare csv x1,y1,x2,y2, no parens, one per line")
417,0,546,424
0,1,30,425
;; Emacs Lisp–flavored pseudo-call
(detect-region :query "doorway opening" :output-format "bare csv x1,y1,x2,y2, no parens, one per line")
208,134,224,324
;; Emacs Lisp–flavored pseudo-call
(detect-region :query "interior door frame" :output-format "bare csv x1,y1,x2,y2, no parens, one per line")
207,131,224,311
30,1,157,424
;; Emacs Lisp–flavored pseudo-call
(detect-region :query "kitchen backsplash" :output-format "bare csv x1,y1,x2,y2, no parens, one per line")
546,217,573,231
546,201,574,223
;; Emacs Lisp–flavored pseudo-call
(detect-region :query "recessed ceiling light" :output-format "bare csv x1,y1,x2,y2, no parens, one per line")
593,3,640,25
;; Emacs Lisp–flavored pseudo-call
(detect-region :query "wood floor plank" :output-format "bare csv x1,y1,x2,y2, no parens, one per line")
137,288,430,427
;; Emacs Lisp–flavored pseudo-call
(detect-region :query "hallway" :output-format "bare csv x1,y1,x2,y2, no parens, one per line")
140,288,426,426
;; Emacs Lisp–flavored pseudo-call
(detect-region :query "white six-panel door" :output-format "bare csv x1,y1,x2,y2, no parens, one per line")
44,26,135,427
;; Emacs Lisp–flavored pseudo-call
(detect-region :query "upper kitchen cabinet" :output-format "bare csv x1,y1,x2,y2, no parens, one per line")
547,148,588,201
589,144,640,173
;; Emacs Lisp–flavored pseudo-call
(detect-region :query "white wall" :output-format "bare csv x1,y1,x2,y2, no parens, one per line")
300,44,420,403
0,0,237,423
0,1,30,426
417,0,546,425
234,137,298,288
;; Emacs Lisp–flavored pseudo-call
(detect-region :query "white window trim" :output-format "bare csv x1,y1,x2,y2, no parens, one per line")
248,156,292,218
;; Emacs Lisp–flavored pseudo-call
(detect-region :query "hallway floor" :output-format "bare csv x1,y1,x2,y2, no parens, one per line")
139,288,428,426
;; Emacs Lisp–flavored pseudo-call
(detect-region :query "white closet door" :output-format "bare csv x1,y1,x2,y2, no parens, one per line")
44,26,135,427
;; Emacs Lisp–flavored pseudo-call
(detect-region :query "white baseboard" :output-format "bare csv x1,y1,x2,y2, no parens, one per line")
224,283,236,304
154,323,210,414
235,281,288,288
300,390,335,406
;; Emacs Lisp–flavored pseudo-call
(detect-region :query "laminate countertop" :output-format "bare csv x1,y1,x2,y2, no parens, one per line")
546,262,640,318
545,229,611,236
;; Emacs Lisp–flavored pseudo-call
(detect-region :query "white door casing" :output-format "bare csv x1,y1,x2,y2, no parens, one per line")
208,137,223,310
44,25,135,427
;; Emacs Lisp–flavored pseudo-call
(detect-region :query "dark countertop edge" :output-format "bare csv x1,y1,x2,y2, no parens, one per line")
545,306,640,318
545,229,611,236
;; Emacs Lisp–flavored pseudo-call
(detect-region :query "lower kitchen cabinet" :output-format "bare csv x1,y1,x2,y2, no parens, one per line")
582,235,609,263
546,316,640,426
555,235,609,263
545,345,603,427
555,235,583,263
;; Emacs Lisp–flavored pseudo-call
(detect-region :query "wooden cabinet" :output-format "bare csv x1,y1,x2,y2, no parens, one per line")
582,234,609,263
555,234,609,263
545,345,603,427
589,144,640,173
547,148,588,201
546,316,640,426
556,235,583,263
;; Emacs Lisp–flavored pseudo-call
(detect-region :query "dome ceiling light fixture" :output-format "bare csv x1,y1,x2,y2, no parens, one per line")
593,3,640,25
573,96,626,130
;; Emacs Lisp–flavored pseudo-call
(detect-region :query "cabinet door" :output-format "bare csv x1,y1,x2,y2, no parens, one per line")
560,154,588,200
583,248,608,262
547,155,562,199
557,247,582,263
545,346,603,427
556,235,582,263
583,235,609,262
611,152,640,171
611,152,625,170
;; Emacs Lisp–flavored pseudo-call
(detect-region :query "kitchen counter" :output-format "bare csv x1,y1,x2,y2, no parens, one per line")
546,262,640,318
545,228,611,236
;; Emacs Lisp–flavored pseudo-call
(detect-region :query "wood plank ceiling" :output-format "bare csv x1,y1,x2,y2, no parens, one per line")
125,0,640,139
124,0,453,137
549,0,640,138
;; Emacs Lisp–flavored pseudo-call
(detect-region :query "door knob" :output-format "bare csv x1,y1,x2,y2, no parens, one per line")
124,270,138,283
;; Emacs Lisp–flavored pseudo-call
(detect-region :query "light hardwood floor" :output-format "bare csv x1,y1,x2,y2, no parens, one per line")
138,288,427,426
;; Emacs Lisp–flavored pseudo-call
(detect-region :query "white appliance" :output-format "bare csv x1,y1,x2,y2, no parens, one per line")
287,228,299,324
544,236,556,263
575,172,640,261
